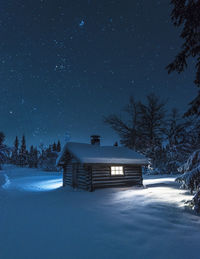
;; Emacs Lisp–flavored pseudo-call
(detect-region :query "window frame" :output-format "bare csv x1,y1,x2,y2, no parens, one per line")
110,166,124,176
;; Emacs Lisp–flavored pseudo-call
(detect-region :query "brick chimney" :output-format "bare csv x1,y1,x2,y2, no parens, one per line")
90,135,100,146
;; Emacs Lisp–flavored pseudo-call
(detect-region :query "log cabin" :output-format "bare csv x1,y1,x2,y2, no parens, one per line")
57,136,148,191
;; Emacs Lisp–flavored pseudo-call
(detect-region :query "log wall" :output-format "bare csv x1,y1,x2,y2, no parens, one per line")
91,165,143,190
63,160,92,191
63,160,143,191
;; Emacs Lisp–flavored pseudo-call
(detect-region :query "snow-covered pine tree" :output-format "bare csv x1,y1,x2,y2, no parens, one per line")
28,145,34,168
184,91,200,117
0,132,5,145
166,0,200,140
56,140,61,152
33,147,38,168
18,135,28,167
137,94,166,170
176,150,200,212
52,142,57,151
167,0,200,87
11,136,19,165
165,109,188,173
174,115,200,211
28,146,39,168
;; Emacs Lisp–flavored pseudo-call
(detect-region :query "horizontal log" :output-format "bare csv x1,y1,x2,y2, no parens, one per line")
77,180,87,185
93,182,142,189
92,178,142,184
92,172,142,178
65,181,72,185
65,179,72,182
93,181,141,186
92,176,141,181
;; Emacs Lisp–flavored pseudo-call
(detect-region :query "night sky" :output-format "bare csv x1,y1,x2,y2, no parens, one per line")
0,0,197,147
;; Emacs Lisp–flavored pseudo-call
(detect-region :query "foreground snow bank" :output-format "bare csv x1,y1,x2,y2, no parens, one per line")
0,167,200,259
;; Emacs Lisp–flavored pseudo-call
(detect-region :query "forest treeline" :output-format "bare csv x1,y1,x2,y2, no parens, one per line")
0,133,61,171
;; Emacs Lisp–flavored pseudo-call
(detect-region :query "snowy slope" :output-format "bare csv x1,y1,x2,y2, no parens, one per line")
0,166,200,259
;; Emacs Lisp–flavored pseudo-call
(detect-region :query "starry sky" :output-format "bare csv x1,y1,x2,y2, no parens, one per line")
0,0,197,147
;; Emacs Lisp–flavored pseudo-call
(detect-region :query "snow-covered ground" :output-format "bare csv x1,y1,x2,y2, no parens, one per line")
0,165,200,259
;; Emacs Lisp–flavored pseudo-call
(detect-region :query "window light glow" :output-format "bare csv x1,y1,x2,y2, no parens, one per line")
111,166,124,175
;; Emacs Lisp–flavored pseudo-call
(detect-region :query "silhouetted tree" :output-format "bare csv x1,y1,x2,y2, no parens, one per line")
11,136,19,165
167,0,200,86
33,147,38,168
138,94,166,153
56,140,61,152
184,92,200,117
28,146,38,168
0,132,5,145
18,135,28,167
165,109,189,173
104,96,142,150
167,0,200,116
52,142,57,151
28,145,34,168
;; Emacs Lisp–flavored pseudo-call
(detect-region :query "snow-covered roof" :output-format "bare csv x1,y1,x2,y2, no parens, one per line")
57,142,148,165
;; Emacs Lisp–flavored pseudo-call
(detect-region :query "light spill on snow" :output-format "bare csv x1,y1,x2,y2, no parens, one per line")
21,178,63,191
113,177,189,209
3,177,63,192
2,166,62,192
0,167,200,259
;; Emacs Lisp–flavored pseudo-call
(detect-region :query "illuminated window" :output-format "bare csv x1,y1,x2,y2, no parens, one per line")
111,166,124,175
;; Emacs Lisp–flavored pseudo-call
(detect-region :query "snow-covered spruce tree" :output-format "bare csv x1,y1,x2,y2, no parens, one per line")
52,142,57,151
165,109,181,173
164,109,195,173
166,0,200,210
167,0,200,118
33,148,38,168
174,115,200,211
185,91,200,117
176,150,200,212
11,136,19,165
137,94,167,171
18,135,28,167
28,146,34,168
56,140,61,152
28,146,38,168
0,132,5,146
167,0,200,87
